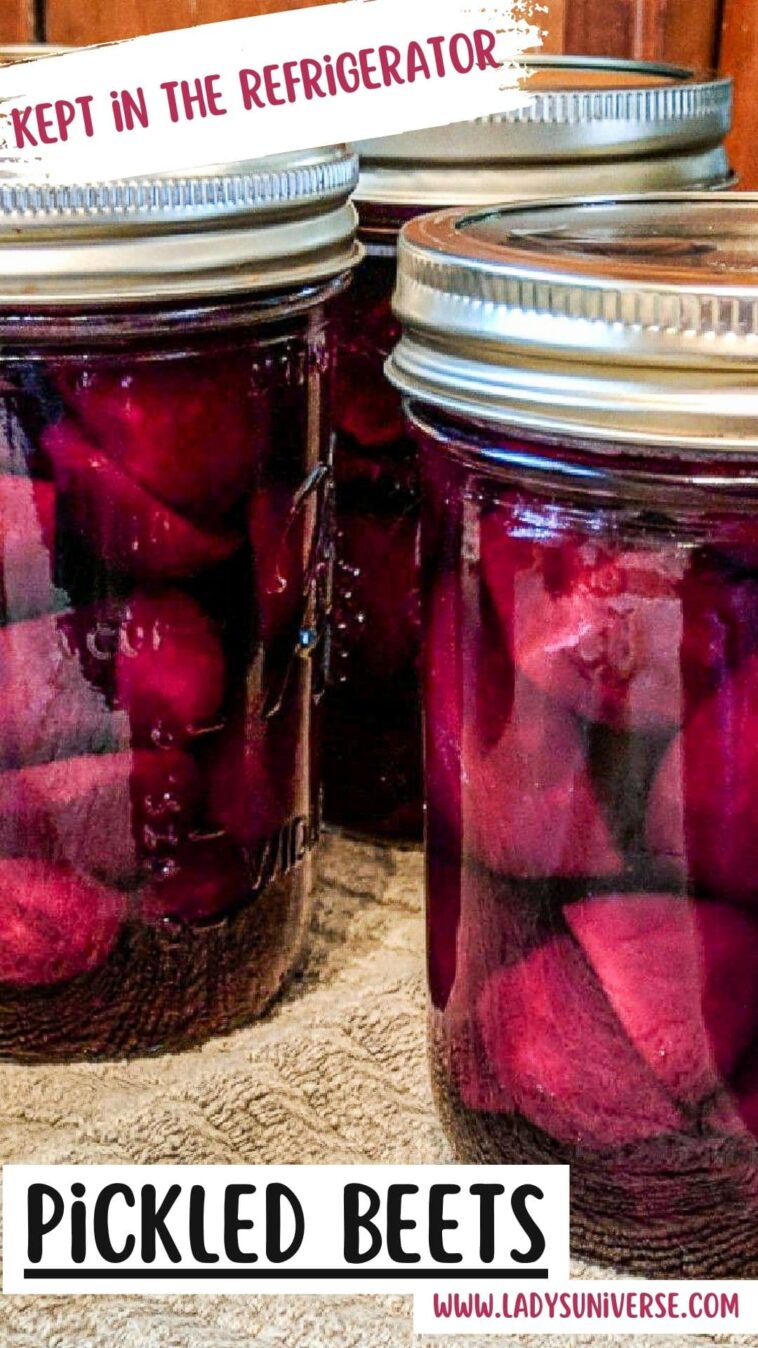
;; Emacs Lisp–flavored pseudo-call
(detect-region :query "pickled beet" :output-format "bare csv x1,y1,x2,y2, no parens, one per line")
465,678,622,879
42,421,241,580
129,747,202,850
115,591,226,742
0,752,134,881
646,654,758,905
140,835,248,924
707,1051,758,1142
680,556,758,705
209,699,299,849
736,1074,758,1139
333,508,420,687
0,270,336,1058
0,859,124,986
424,569,621,878
55,355,264,522
0,749,200,883
325,247,424,841
248,486,307,645
445,868,551,1110
481,518,686,732
565,895,758,1103
333,439,417,498
478,936,683,1146
0,476,57,622
334,295,404,448
0,612,125,766
416,403,758,1274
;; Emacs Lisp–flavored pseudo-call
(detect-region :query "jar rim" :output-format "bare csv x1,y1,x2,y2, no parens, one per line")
0,144,361,302
353,56,732,209
388,192,758,452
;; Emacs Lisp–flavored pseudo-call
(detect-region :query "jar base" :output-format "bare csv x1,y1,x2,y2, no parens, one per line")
0,867,312,1063
432,1052,758,1279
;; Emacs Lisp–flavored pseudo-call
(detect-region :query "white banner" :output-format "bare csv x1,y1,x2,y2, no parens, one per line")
5,1164,753,1336
3,1163,570,1295
0,1,539,183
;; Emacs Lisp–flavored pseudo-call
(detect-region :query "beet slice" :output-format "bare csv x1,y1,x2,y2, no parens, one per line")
335,293,405,448
335,352,406,448
706,1049,758,1143
441,867,546,1111
680,556,758,707
481,516,686,732
0,858,125,986
646,655,758,906
115,591,226,743
208,698,301,850
424,568,620,879
465,677,622,879
0,749,200,883
248,485,308,646
565,895,758,1104
0,613,127,767
140,835,248,924
478,935,683,1146
334,439,417,499
0,476,58,622
42,421,241,581
736,1075,758,1140
129,748,203,855
55,354,264,522
0,753,134,881
332,507,420,688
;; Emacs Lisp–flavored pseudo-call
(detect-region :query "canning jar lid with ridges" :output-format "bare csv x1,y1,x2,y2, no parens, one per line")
387,193,758,452
354,57,734,209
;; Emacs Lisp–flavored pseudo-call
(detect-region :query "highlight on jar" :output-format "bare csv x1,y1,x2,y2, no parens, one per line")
0,146,362,1061
325,56,734,846
387,194,758,1278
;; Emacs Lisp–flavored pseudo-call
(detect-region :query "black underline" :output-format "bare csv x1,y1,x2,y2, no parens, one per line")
24,1267,550,1281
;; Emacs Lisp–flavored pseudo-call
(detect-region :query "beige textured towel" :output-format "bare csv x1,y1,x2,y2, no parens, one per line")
0,835,754,1347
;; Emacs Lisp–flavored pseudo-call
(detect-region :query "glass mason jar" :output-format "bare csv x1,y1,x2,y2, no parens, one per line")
388,195,758,1277
0,148,361,1061
325,57,734,844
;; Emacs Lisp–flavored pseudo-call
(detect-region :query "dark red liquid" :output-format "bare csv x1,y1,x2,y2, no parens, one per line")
417,412,758,1276
326,251,423,842
0,295,336,1060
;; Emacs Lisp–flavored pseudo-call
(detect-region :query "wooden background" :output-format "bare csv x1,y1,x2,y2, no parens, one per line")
1,0,754,187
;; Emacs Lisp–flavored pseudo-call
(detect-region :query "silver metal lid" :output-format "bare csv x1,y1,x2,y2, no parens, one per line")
355,58,733,208
0,145,361,304
387,194,758,452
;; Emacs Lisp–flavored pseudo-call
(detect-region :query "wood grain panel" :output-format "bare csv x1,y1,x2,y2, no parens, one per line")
43,0,723,69
46,0,335,46
640,0,721,67
565,0,719,67
531,0,567,54
565,0,636,55
720,0,758,189
0,0,34,43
